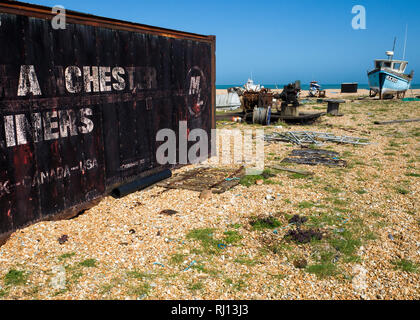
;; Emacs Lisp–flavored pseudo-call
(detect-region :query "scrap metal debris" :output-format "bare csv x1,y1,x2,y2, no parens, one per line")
264,131,370,146
157,167,245,194
58,235,69,245
293,258,308,269
160,209,179,216
284,228,323,244
289,215,308,226
243,88,274,113
282,149,347,167
274,81,301,110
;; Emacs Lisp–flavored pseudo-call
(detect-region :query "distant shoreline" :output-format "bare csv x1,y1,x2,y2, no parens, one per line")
216,84,420,90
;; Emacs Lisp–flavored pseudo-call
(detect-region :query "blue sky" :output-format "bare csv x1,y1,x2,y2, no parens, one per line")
24,0,420,85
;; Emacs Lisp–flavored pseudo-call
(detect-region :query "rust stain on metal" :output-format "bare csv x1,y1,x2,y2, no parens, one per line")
0,1,216,244
242,89,274,113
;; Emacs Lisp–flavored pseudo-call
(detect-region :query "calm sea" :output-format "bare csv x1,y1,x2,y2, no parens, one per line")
216,84,420,90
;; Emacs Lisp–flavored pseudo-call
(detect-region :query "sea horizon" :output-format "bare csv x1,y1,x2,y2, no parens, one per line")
216,84,420,90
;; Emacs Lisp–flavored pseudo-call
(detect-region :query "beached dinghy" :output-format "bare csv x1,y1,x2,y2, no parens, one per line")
309,81,321,97
368,50,414,99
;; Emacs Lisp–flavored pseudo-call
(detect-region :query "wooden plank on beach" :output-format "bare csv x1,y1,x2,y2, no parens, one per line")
374,118,420,125
269,165,314,176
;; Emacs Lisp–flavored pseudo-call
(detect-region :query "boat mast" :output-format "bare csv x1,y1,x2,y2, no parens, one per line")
403,24,408,60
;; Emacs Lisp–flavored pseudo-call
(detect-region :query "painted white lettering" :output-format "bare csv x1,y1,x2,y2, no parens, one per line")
83,66,99,93
15,114,30,146
79,108,94,134
31,113,43,143
4,115,16,147
99,66,112,92
0,181,10,194
17,65,42,96
65,66,82,93
43,111,59,141
59,109,78,138
189,76,201,95
112,67,126,91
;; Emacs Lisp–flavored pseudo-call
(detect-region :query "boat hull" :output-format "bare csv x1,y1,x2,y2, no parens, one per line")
368,70,411,96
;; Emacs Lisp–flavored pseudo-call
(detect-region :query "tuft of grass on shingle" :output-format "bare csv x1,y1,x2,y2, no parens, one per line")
239,169,276,187
405,172,420,178
332,198,348,206
395,187,410,195
58,253,76,261
268,273,287,280
170,253,187,265
324,186,342,194
306,250,338,278
127,270,153,280
250,217,282,230
289,173,310,180
186,228,220,254
129,283,151,297
0,289,8,297
188,282,204,292
298,201,315,209
391,259,418,273
223,231,243,244
79,259,97,268
191,264,220,276
234,256,258,266
232,279,247,291
306,263,337,278
4,270,28,286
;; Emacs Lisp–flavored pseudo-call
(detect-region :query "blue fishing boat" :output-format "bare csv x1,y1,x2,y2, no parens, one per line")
368,50,414,99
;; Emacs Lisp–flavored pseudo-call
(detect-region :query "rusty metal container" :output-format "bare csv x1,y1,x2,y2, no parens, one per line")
341,83,358,93
242,89,273,113
0,1,216,244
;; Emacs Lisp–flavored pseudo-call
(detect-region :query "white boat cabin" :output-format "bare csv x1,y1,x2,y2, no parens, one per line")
374,59,408,73
374,51,408,73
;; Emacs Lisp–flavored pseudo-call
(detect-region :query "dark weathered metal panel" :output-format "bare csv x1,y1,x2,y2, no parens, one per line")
0,1,215,243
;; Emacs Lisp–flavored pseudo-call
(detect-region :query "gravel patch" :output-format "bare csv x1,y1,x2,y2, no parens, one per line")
0,98,419,300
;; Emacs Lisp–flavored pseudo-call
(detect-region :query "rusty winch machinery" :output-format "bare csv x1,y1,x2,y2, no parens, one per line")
274,81,301,117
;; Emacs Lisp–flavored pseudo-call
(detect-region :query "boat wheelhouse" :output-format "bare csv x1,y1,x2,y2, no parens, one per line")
368,51,414,99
